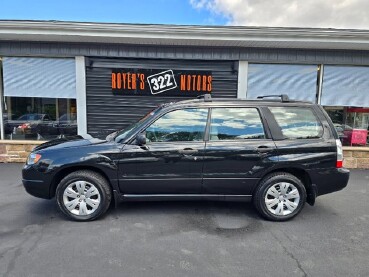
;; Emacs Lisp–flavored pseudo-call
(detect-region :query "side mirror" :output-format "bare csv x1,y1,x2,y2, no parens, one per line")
136,133,147,145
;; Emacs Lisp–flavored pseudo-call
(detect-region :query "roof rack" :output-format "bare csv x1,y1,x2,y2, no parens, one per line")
197,94,212,102
257,94,290,102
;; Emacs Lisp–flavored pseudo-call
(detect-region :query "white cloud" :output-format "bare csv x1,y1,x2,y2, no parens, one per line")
190,0,369,29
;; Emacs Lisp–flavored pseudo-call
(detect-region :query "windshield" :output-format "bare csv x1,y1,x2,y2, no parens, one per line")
112,106,162,143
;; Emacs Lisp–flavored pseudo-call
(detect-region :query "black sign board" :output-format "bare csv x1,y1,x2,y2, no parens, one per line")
112,68,212,96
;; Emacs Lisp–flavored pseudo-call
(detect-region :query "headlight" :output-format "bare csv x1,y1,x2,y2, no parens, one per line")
27,153,42,165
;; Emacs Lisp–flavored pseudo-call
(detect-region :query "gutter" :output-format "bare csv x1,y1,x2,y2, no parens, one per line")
1,20,369,50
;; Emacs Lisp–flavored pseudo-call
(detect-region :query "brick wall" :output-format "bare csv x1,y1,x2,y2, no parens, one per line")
0,141,45,163
343,147,369,169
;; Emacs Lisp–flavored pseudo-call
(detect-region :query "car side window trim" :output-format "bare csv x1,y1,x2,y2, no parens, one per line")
207,107,268,142
141,108,209,144
268,106,325,140
204,107,212,142
126,107,196,144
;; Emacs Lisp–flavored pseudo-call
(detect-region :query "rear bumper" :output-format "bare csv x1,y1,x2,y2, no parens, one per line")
309,167,350,197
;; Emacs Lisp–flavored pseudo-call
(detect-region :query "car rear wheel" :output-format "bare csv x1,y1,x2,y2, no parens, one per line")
56,170,112,221
253,172,306,221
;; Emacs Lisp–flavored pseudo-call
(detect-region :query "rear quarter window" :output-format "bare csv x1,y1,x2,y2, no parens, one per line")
269,107,323,139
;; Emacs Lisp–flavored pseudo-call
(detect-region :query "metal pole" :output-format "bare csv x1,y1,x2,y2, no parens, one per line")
317,64,324,105
237,61,248,99
0,58,5,140
75,56,87,135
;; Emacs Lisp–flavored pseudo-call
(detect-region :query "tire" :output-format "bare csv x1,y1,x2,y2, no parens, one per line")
253,172,306,221
56,170,112,221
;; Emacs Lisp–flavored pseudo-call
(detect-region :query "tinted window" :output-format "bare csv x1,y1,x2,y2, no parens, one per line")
114,107,162,142
17,114,43,121
210,108,265,140
269,107,323,139
146,109,208,142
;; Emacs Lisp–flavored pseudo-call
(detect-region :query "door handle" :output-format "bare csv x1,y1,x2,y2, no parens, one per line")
178,148,198,155
257,146,272,153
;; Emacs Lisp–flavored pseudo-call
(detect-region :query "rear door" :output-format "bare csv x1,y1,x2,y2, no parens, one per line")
202,107,277,195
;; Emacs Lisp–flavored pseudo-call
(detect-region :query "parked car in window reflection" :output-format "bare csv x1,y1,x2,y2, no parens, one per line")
3,113,16,136
55,113,77,137
5,113,59,139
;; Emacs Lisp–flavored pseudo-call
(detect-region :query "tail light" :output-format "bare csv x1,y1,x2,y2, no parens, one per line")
336,139,343,168
20,123,30,129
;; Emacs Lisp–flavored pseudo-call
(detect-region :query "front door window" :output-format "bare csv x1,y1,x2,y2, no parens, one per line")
146,108,208,142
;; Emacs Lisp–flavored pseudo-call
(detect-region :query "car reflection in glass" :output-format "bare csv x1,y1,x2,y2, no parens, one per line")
3,113,78,140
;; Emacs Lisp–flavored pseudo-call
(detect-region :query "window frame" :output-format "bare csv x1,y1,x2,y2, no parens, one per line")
268,105,325,140
206,106,269,142
142,107,210,144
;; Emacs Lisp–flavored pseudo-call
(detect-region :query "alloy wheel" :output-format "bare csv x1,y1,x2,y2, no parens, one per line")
264,182,300,216
62,181,101,216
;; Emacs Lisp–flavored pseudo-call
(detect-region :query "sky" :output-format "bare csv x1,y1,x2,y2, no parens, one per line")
0,0,369,29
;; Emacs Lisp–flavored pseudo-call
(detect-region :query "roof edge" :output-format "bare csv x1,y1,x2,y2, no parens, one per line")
1,20,369,50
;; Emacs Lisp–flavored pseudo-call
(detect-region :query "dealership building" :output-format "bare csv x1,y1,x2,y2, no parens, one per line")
1,20,369,167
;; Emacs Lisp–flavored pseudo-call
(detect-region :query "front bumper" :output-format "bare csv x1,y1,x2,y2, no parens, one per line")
22,164,53,199
22,179,51,199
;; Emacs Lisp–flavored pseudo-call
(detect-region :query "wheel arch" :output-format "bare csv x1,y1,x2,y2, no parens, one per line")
49,165,114,199
256,167,316,206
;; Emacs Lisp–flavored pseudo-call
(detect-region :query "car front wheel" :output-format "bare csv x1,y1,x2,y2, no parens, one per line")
253,172,306,221
56,170,112,221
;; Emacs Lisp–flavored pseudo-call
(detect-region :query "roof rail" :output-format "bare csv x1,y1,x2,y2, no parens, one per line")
257,94,290,102
197,94,212,102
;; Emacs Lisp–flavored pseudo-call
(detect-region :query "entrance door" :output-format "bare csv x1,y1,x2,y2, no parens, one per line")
118,108,209,194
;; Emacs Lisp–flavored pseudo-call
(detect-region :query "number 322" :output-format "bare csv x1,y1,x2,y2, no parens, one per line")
150,74,173,91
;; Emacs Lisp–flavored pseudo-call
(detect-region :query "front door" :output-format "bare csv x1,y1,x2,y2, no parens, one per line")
202,107,276,195
118,108,209,194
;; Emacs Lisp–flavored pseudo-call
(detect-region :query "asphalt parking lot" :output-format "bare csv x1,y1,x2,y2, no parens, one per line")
0,164,368,277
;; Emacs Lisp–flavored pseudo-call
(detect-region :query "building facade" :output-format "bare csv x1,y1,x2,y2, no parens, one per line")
1,20,369,167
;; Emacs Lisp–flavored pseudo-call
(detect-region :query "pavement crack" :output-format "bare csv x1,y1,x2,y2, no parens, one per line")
27,226,45,254
2,223,47,277
0,245,19,260
3,247,22,277
271,233,308,277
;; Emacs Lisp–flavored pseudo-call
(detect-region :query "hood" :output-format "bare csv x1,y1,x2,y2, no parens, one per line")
33,134,105,152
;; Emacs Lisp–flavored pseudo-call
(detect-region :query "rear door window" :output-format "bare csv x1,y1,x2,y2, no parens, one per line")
269,107,323,139
209,108,265,140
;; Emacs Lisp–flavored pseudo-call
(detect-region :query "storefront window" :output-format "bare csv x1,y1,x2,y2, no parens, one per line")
3,97,77,140
321,66,369,107
341,108,369,146
1,57,77,140
324,107,369,146
247,64,319,102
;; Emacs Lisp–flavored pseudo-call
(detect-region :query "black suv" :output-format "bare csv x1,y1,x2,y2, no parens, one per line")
22,95,349,221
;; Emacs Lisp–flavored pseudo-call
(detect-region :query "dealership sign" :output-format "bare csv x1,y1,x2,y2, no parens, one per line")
112,69,212,96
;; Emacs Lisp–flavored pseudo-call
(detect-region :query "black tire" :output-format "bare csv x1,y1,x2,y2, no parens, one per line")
56,170,112,221
253,172,307,221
